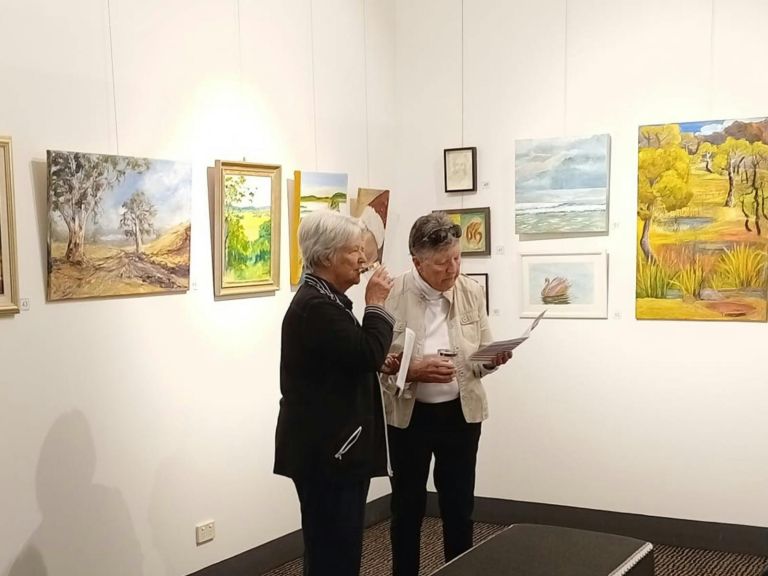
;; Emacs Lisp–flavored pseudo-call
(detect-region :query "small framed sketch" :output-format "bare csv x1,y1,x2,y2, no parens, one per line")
465,273,489,315
437,207,491,256
214,160,281,298
444,147,477,192
520,252,607,318
0,137,19,315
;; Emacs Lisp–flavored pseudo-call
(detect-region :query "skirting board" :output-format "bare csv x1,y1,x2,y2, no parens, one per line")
189,493,768,575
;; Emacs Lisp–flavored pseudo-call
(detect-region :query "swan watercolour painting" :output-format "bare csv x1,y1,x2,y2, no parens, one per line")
520,252,608,318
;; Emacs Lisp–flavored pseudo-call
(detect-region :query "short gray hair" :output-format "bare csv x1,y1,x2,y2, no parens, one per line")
409,212,460,257
299,210,365,273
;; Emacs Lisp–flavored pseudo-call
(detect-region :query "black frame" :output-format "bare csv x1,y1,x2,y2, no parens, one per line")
443,146,477,192
465,273,489,314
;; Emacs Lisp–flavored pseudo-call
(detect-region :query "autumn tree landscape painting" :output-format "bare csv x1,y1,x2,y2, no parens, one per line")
47,150,192,301
636,118,768,321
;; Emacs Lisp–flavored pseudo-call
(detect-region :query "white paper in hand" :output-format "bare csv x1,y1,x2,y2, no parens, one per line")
395,327,415,393
469,309,546,361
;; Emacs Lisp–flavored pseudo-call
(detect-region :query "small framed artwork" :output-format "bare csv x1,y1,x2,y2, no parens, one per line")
520,252,608,319
0,137,19,315
214,160,281,298
444,147,477,192
437,207,491,256
465,273,489,314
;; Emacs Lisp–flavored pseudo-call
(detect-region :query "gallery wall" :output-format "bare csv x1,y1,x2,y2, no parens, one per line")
0,0,395,575
389,0,768,530
3,0,768,575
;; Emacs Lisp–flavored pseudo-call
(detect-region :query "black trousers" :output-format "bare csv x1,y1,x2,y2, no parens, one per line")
293,476,371,576
388,398,482,576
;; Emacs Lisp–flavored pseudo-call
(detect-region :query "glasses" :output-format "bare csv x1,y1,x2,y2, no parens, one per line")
422,224,462,245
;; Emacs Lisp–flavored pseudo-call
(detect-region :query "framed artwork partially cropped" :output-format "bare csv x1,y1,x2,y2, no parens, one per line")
465,272,489,314
520,252,608,319
0,137,19,315
214,160,281,298
444,147,477,193
438,207,491,256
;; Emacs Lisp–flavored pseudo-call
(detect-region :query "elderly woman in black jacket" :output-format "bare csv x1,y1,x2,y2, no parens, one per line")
274,209,395,576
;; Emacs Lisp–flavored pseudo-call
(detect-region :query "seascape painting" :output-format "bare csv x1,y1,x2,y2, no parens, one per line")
515,134,610,234
290,170,348,285
636,117,768,321
47,150,192,301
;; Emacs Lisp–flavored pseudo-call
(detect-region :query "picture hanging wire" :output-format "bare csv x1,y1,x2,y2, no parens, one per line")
107,0,120,155
310,0,319,171
362,0,371,186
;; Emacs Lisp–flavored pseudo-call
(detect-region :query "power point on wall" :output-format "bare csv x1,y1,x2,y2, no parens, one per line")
191,279,199,292
612,311,622,320
481,181,490,190
196,520,215,545
494,245,505,255
20,298,30,311
492,308,501,317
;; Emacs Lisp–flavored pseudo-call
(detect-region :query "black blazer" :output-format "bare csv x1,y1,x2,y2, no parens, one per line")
274,275,395,480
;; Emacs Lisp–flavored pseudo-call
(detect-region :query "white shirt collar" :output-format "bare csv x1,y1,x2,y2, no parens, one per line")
412,269,449,302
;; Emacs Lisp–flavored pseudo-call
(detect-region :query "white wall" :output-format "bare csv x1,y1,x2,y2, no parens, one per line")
0,0,394,575
393,0,768,529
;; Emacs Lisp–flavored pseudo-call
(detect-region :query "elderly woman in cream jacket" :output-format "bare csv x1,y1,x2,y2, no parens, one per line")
381,212,512,576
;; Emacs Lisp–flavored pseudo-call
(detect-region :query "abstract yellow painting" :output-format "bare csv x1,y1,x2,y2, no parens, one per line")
636,118,768,321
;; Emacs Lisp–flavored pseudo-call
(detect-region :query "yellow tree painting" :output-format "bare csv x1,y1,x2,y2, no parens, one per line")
636,118,768,321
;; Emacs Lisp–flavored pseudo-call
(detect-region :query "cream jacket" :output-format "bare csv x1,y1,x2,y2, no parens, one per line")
382,271,495,428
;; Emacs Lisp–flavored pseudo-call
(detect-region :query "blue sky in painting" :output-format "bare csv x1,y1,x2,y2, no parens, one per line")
100,158,191,233
515,134,609,194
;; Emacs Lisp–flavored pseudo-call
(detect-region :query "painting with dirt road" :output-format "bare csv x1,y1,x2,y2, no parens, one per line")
636,117,768,321
47,150,192,301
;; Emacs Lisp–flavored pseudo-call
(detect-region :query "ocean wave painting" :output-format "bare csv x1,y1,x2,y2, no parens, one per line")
515,134,610,234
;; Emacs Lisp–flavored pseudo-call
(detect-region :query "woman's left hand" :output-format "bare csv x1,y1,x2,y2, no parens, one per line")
380,352,403,375
483,350,512,369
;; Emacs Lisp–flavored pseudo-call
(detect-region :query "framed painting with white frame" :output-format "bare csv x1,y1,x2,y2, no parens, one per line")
465,273,489,315
0,137,19,315
444,146,477,192
520,252,607,319
214,160,281,298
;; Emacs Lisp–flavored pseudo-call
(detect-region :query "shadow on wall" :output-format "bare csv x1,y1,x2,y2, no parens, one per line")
5,410,144,576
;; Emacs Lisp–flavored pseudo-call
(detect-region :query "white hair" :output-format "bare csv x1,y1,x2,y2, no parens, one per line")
299,210,365,273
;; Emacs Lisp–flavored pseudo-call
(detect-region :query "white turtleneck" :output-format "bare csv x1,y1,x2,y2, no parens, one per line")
411,270,460,403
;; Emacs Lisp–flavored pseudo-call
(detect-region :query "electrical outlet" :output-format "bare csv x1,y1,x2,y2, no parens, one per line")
196,521,215,545
494,245,505,255
20,298,30,311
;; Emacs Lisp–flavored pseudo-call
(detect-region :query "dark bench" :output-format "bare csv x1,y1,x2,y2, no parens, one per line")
431,524,654,576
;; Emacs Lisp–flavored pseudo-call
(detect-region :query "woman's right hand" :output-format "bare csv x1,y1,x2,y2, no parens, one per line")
407,355,456,383
365,265,393,306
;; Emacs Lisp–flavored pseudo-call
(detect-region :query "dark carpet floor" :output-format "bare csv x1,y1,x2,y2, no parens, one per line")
263,517,768,576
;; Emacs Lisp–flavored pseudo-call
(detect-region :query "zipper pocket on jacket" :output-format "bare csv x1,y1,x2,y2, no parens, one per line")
334,426,363,460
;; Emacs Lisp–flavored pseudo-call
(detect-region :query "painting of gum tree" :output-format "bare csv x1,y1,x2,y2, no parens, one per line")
47,150,192,301
213,161,281,298
636,118,768,321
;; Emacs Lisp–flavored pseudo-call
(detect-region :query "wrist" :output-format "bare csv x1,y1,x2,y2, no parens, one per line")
366,299,385,307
